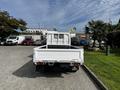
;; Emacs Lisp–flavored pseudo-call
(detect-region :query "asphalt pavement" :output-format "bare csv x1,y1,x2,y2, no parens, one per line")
0,46,99,90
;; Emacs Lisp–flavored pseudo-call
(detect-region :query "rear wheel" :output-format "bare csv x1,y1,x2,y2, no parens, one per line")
35,65,41,72
36,65,39,72
35,65,46,72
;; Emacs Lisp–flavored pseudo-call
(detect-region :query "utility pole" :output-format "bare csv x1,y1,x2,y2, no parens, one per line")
105,1,111,56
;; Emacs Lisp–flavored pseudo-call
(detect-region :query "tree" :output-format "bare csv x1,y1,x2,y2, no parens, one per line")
85,20,109,48
18,19,27,31
86,19,120,49
0,10,27,39
73,27,76,31
113,19,120,31
85,25,90,34
53,28,58,31
69,27,76,33
107,32,120,48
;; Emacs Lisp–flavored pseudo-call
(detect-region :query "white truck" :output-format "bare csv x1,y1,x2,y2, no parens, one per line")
6,35,25,45
33,31,84,72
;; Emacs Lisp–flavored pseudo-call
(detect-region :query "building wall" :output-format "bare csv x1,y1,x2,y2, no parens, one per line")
22,28,48,35
20,35,41,41
20,28,48,41
70,33,76,38
76,33,86,40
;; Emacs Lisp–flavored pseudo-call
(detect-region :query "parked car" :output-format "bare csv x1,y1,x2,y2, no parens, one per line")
0,37,3,45
17,36,25,45
0,38,6,45
5,35,25,45
22,37,34,45
80,40,88,46
71,37,80,46
34,39,46,46
6,36,18,45
0,37,2,45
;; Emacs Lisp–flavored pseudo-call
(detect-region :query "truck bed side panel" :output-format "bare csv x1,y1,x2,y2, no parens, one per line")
33,48,84,65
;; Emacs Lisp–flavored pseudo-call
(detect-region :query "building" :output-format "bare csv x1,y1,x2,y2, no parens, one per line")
20,28,48,41
22,28,48,35
76,33,86,40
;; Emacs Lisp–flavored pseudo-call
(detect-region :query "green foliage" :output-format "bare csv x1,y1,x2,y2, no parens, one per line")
69,27,76,33
53,28,58,31
0,10,27,38
85,19,120,48
107,32,120,48
113,19,120,31
85,51,120,90
85,20,107,47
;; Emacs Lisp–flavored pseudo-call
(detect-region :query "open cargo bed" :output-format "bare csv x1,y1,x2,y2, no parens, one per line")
33,45,84,65
33,31,84,72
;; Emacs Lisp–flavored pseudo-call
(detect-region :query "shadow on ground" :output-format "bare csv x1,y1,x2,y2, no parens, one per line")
12,59,71,78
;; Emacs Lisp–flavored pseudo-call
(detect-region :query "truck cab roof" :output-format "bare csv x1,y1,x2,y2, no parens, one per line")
46,31,71,46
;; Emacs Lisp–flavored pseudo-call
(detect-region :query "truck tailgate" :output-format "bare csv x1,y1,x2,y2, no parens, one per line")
33,46,84,65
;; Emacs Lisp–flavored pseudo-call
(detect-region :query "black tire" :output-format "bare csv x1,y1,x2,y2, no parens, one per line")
35,65,45,72
35,65,40,72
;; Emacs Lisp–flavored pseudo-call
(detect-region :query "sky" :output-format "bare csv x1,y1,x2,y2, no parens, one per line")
0,0,120,32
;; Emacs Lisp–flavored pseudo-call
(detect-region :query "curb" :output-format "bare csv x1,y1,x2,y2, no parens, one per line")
81,65,108,90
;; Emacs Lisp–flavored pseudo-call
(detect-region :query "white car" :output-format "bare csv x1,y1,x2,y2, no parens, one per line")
6,35,25,45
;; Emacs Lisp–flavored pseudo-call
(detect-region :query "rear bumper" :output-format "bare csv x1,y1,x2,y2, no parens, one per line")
33,59,83,65
34,61,80,66
6,41,17,45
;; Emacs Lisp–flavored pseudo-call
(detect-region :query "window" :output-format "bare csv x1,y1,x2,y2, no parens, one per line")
9,36,16,39
59,34,64,39
54,34,58,39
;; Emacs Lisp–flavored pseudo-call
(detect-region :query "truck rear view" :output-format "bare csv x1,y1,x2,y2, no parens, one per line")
33,31,84,72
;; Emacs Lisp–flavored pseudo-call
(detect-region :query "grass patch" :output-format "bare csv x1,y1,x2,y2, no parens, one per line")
85,50,120,90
